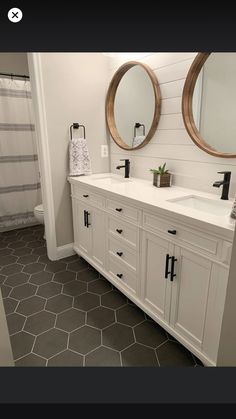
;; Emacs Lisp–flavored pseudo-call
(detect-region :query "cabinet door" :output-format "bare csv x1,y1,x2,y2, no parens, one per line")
170,247,212,348
72,198,91,256
141,231,173,323
89,207,105,269
0,290,14,366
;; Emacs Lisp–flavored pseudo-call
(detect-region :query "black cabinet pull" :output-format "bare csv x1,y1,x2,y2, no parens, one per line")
83,194,89,198
86,212,90,227
116,229,123,234
116,273,123,279
115,208,122,212
168,229,177,235
116,252,123,257
170,256,177,281
84,210,87,227
165,254,171,279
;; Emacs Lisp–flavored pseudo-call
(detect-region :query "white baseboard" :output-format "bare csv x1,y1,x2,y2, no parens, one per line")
56,243,75,260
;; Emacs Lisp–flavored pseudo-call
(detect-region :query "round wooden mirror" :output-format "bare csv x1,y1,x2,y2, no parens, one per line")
105,61,161,150
182,52,236,158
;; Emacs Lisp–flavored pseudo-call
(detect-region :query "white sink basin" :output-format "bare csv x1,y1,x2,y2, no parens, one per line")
167,195,232,216
92,176,132,185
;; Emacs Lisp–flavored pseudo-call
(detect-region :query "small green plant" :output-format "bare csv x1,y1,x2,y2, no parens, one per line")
149,163,169,176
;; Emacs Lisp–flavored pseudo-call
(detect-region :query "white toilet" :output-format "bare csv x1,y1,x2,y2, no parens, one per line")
34,204,45,239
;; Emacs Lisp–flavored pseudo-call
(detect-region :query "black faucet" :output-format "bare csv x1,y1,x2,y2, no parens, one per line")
116,159,130,178
213,171,231,200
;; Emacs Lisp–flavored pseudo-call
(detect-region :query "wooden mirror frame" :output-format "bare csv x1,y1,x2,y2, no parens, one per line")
105,61,161,150
182,52,236,158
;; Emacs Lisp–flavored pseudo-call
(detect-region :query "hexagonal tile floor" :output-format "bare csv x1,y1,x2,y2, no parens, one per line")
0,225,203,367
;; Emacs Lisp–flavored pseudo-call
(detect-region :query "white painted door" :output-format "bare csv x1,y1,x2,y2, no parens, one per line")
0,289,14,366
89,207,105,269
141,231,173,323
170,246,212,348
72,199,91,256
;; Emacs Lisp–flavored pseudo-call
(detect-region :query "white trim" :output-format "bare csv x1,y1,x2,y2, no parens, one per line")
27,53,57,260
57,243,75,259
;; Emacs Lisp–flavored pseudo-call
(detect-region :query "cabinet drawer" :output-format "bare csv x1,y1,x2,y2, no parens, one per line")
71,185,105,208
143,212,219,256
108,255,137,294
108,236,137,271
108,216,138,249
106,198,140,223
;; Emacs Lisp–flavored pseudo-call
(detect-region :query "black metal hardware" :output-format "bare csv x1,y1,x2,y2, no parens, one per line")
168,229,177,235
213,171,231,200
117,273,123,279
70,123,86,140
116,229,123,234
116,252,123,257
165,254,171,279
115,208,122,212
84,210,87,227
86,212,90,227
134,122,145,138
116,159,130,178
83,194,89,198
170,256,177,281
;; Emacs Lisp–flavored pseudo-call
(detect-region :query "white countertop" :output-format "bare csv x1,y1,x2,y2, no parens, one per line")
68,173,235,240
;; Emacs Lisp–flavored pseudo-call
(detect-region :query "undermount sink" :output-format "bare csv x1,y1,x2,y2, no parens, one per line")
92,176,132,185
167,195,232,216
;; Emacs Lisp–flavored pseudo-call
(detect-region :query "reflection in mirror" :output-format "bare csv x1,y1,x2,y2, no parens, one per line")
106,61,161,150
114,65,155,148
183,52,236,158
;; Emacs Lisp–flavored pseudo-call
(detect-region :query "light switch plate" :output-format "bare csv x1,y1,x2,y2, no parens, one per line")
101,145,109,157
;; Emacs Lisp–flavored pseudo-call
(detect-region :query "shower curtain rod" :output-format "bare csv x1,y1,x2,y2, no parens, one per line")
0,72,30,79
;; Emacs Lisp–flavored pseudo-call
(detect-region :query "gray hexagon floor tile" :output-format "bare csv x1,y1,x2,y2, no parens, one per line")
17,295,46,316
88,278,112,295
0,255,17,266
8,240,26,249
156,341,195,366
17,254,39,265
103,323,134,351
67,259,88,272
56,308,85,332
30,271,53,285
32,247,47,256
23,262,45,274
69,326,101,355
116,305,145,327
33,328,68,359
0,274,6,284
11,331,34,360
10,283,37,300
13,247,32,256
122,343,159,367
53,270,76,284
45,262,66,273
45,294,73,313
0,248,12,257
24,311,56,335
87,306,115,329
15,353,46,367
48,350,83,366
6,312,26,335
1,263,23,276
37,281,62,298
27,240,45,248
62,255,79,264
85,346,121,366
1,284,12,298
63,280,86,296
74,293,100,312
134,321,167,348
5,272,29,287
77,269,99,283
3,297,18,315
101,290,127,309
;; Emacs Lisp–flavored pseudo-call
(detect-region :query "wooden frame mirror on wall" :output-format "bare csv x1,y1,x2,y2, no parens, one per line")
182,52,236,158
105,61,161,150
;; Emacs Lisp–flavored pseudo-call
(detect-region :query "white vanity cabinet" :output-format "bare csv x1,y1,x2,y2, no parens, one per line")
69,177,233,366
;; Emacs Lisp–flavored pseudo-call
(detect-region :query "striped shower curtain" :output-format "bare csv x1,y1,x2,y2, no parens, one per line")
0,77,41,230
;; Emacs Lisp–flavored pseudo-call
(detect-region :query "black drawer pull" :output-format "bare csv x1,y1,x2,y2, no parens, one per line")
83,194,89,198
116,273,123,279
165,254,171,279
116,229,123,234
170,256,177,281
84,210,87,227
168,229,177,235
116,252,123,257
86,212,90,227
115,208,122,212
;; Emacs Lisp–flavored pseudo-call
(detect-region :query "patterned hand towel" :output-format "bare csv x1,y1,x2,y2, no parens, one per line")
69,137,92,176
230,196,236,219
132,135,145,147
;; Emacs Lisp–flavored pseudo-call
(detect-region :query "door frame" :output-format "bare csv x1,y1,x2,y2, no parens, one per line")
27,53,57,260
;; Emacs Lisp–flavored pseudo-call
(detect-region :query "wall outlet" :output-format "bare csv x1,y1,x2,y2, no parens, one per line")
101,145,109,158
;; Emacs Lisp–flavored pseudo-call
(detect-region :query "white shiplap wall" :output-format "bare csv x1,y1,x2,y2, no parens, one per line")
108,53,236,198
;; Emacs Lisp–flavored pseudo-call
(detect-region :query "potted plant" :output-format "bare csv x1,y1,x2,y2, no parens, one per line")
150,163,172,187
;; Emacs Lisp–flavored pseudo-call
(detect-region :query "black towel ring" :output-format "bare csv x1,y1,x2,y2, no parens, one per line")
70,123,86,140
134,122,145,138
